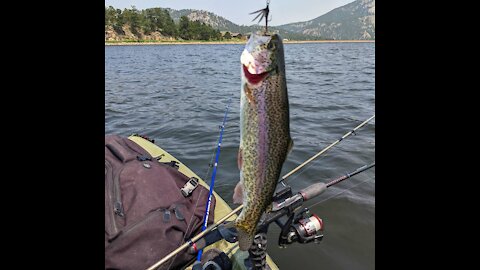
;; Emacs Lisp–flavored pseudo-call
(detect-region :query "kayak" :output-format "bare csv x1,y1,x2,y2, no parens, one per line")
128,135,279,270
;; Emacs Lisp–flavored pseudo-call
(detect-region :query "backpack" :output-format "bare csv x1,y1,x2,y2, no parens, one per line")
105,135,215,270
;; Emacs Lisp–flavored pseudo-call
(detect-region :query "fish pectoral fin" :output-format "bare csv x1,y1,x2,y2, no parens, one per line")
244,83,256,105
232,180,244,205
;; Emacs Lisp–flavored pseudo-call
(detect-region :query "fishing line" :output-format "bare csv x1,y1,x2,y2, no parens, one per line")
280,114,375,184
167,97,233,270
202,139,218,181
202,96,237,183
290,137,374,183
280,115,375,183
306,176,375,209
196,97,233,262
203,100,235,174
207,183,234,189
284,148,333,185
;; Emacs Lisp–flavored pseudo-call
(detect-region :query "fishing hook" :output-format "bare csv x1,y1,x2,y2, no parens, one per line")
250,0,270,33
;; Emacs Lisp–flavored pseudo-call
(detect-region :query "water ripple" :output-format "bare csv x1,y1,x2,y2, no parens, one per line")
105,42,375,269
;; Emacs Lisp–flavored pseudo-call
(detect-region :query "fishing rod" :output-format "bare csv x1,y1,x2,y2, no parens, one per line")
325,162,375,187
236,114,375,216
189,162,376,259
220,162,375,255
280,114,375,183
146,205,243,270
265,162,376,249
195,98,232,265
271,162,376,215
146,115,375,270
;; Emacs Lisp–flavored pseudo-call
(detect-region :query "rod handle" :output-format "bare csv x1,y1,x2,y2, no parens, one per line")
299,182,327,201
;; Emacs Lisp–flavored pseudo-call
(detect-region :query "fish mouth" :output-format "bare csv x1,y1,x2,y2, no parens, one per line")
243,65,269,85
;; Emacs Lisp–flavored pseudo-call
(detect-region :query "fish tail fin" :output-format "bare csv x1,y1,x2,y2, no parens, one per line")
237,227,254,251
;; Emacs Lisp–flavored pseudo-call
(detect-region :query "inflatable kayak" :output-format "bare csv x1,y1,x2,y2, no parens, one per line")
128,135,279,270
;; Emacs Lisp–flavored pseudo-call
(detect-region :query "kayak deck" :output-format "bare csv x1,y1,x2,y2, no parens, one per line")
128,135,279,270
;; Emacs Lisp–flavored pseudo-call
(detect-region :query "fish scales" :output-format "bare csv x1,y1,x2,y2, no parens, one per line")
234,33,292,251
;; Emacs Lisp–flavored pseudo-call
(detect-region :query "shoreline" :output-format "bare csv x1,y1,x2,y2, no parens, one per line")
105,40,375,46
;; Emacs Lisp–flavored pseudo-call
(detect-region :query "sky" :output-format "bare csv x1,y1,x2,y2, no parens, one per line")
104,0,355,26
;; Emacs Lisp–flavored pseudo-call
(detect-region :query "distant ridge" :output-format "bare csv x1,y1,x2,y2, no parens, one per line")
277,0,375,40
166,0,374,40
105,0,375,41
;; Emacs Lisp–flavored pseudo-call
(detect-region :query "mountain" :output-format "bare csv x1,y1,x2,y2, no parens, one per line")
106,0,375,41
166,8,318,40
277,0,375,40
165,0,375,40
167,9,250,33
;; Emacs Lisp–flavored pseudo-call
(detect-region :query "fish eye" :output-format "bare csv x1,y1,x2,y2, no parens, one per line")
267,42,276,50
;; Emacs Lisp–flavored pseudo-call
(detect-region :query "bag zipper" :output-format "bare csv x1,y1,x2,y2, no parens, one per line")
113,167,125,217
108,208,166,243
105,160,118,234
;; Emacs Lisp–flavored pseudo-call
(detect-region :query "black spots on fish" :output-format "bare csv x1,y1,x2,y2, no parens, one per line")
270,34,280,41
244,83,256,105
237,72,290,243
273,65,279,74
237,147,243,170
267,34,282,53
260,43,268,52
237,227,254,251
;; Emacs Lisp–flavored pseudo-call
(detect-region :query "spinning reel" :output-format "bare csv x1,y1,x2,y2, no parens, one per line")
262,184,324,248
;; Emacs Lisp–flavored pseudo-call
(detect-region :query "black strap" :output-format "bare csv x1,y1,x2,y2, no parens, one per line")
136,155,152,161
162,160,180,169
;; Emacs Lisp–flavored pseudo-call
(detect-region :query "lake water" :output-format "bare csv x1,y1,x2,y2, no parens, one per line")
105,42,375,270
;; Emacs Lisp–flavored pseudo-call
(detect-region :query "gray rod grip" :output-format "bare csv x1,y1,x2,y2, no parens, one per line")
299,182,327,201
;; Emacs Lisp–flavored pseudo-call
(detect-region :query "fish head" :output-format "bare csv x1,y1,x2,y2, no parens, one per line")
240,33,284,85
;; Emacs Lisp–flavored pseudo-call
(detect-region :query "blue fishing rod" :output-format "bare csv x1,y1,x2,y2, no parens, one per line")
195,97,233,265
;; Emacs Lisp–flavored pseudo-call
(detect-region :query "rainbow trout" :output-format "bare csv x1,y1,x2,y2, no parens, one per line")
233,33,293,251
